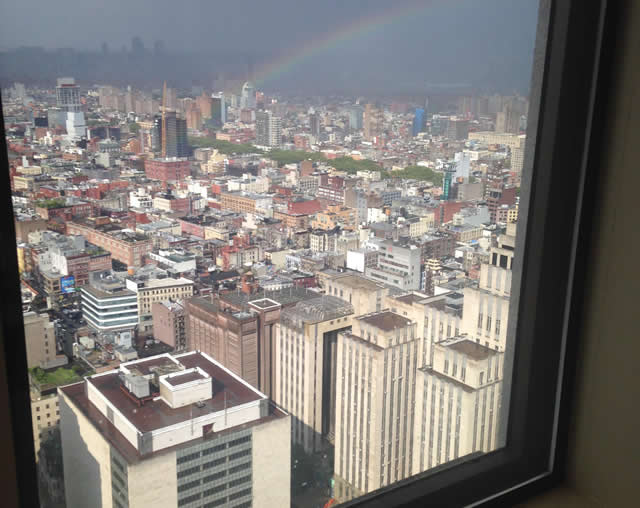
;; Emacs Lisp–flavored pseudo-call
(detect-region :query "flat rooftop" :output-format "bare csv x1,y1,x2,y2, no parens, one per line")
359,311,413,332
331,273,383,291
61,352,263,435
442,338,496,361
220,286,318,310
392,292,428,305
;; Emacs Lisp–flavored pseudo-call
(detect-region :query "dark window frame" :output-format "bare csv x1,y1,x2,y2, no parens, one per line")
0,0,614,507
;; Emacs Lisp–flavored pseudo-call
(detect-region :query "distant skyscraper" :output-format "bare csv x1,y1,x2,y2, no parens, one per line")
56,77,81,112
211,94,226,125
442,165,455,201
153,112,191,157
56,77,86,139
412,108,425,137
255,111,282,148
454,151,472,180
446,117,469,140
349,106,364,131
153,39,165,56
240,82,256,109
363,103,381,141
495,105,521,134
131,36,144,56
309,108,320,137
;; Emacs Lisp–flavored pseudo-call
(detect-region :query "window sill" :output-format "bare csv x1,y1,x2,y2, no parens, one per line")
517,485,600,508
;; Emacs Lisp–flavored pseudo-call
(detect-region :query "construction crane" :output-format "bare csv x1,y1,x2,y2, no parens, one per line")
161,81,167,158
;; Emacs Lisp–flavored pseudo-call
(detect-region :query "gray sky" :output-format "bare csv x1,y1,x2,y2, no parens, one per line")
0,0,540,93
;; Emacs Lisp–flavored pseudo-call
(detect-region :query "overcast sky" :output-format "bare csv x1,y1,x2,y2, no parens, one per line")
0,0,539,93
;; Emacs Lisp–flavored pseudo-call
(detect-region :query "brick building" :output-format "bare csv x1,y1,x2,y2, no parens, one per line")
144,158,191,183
66,219,153,268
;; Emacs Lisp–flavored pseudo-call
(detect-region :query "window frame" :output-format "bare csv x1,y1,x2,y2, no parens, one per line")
0,0,613,507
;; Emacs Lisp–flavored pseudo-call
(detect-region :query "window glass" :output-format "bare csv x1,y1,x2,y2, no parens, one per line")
0,0,538,506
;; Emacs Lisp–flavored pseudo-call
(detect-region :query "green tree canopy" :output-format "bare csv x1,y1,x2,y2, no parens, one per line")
384,165,443,186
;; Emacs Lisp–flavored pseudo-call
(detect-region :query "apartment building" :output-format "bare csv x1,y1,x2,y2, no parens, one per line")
23,312,64,369
152,301,187,351
311,205,357,231
220,192,272,215
59,352,290,508
334,311,419,502
67,219,153,268
365,240,422,291
125,276,194,332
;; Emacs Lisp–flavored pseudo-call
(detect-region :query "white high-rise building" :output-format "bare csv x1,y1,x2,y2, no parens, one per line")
455,151,472,180
56,77,86,139
240,82,256,109
412,337,504,474
255,111,282,148
59,351,291,508
333,311,419,502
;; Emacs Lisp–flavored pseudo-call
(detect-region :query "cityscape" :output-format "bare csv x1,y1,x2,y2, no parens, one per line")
2,6,532,506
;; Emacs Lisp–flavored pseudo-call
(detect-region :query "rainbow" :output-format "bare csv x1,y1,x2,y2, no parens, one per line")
253,0,433,86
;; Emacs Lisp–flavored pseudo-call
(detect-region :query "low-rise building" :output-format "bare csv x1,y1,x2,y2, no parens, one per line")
125,276,194,332
152,301,187,351
81,273,139,332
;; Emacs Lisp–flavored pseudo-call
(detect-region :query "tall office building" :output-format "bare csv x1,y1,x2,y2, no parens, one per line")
274,296,353,453
454,151,472,180
240,82,256,109
59,351,290,508
56,77,81,112
185,296,261,390
363,103,381,141
333,311,419,502
446,117,469,141
510,135,527,174
211,94,226,125
349,106,364,131
56,77,86,139
412,337,503,474
309,108,320,137
412,108,425,137
153,112,191,157
255,111,282,148
495,105,521,134
460,223,515,353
